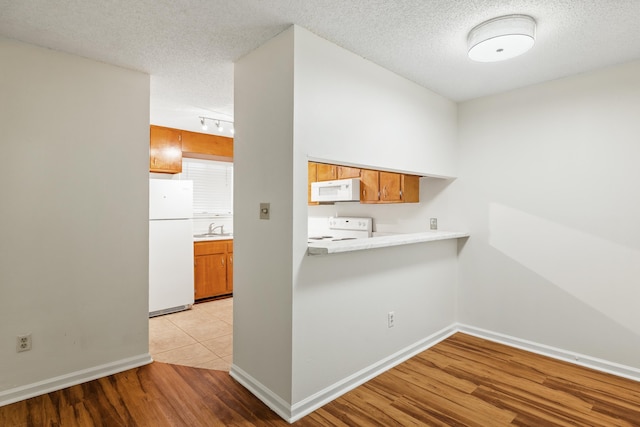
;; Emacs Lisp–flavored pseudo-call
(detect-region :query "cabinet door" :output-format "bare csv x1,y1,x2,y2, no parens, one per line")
150,125,182,173
194,254,227,299
360,169,379,203
316,163,337,181
337,166,360,179
401,174,420,203
226,241,233,293
308,162,318,205
227,252,233,293
379,172,402,202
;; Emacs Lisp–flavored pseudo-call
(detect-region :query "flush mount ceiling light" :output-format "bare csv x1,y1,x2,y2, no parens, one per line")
468,14,536,62
199,116,234,134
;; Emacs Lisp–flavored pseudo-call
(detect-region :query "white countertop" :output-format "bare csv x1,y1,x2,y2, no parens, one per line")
193,235,233,242
307,231,469,255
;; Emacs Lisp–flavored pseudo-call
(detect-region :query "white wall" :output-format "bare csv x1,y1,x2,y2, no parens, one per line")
457,60,640,367
0,38,150,402
232,25,460,420
233,27,295,404
295,28,457,179
292,26,460,406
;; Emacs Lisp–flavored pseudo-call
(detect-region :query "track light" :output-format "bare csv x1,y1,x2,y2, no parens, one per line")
198,116,234,135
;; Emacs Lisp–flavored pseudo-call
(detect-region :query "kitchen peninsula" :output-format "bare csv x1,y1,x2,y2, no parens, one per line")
307,230,469,255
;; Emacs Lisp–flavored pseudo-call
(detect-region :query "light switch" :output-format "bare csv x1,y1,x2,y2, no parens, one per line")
260,202,270,220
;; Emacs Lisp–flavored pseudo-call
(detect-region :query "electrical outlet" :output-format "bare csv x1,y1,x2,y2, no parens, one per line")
430,218,438,230
16,334,32,352
387,311,395,328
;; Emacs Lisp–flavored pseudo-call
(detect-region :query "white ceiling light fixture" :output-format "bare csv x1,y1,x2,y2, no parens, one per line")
468,14,536,62
198,116,234,135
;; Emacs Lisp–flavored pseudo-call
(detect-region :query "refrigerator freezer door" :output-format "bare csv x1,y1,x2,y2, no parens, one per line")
149,219,194,315
149,179,193,220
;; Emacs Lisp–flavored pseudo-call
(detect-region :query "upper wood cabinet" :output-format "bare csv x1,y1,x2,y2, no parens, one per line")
337,166,361,179
379,171,402,202
181,130,233,160
316,163,337,181
308,162,319,206
308,161,419,204
315,163,361,181
399,174,420,203
149,125,234,174
359,169,380,202
150,125,182,173
360,170,420,204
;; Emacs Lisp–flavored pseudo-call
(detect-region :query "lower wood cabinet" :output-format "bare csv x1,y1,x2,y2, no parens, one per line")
226,242,233,291
194,240,233,300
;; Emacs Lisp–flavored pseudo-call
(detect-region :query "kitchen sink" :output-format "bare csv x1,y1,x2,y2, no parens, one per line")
194,233,233,238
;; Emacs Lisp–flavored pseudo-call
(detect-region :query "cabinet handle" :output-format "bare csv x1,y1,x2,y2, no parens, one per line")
221,258,225,266
230,256,233,263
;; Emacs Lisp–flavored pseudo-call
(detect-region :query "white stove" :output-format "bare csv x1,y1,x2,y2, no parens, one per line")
308,217,373,242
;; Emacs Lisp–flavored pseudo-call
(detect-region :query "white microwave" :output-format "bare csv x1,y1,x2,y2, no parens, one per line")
311,178,360,202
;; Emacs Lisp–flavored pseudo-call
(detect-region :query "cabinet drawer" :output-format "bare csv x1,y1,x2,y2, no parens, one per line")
194,241,228,256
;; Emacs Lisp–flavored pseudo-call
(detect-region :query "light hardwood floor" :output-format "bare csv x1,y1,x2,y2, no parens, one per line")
1,333,639,426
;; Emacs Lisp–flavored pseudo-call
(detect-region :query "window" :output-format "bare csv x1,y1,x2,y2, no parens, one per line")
179,158,233,216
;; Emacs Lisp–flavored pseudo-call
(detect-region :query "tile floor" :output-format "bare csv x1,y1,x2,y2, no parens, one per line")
149,297,233,371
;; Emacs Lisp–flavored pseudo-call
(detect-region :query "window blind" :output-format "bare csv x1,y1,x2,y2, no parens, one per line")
179,158,233,216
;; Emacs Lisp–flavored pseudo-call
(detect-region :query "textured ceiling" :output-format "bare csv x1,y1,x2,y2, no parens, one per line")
1,0,639,135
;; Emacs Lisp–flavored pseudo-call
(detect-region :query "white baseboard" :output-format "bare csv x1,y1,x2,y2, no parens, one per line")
289,325,457,422
457,324,640,382
0,353,153,407
230,324,457,423
229,365,293,421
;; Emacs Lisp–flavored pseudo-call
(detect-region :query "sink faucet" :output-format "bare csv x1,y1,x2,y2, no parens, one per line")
208,223,224,235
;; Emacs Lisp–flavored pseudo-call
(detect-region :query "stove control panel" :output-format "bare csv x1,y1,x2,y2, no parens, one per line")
328,217,372,232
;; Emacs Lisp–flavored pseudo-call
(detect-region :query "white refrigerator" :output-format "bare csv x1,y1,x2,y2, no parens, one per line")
149,179,194,317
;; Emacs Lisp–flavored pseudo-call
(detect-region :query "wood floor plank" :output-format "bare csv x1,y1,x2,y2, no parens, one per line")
396,358,478,394
2,333,639,426
386,367,517,424
339,387,416,426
